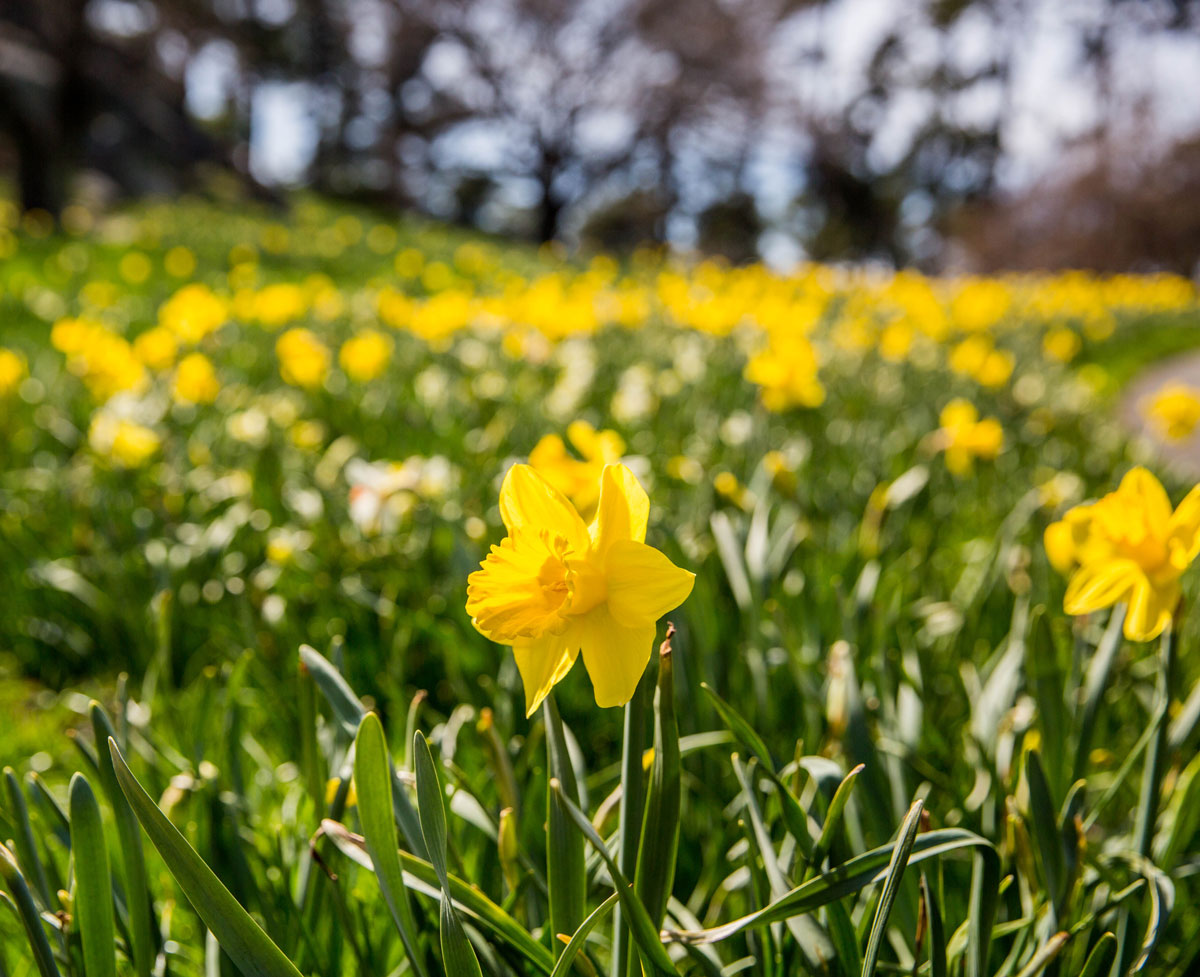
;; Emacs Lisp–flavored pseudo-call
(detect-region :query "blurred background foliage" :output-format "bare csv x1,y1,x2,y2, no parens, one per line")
3,0,1200,270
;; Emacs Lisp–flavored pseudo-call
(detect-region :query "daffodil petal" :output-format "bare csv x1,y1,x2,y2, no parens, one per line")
576,605,657,709
1124,577,1178,642
512,627,581,717
500,463,589,553
1118,467,1172,536
1168,485,1200,564
605,539,695,627
589,463,649,553
1063,558,1141,616
1043,521,1076,575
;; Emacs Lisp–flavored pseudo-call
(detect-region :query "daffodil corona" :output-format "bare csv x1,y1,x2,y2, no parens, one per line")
1045,467,1200,641
467,463,694,715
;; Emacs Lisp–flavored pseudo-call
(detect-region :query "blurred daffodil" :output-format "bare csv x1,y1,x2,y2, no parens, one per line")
0,348,26,396
339,329,393,382
937,399,1003,475
467,463,693,715
276,329,330,390
1045,467,1200,641
172,352,220,405
1144,382,1200,441
528,421,625,515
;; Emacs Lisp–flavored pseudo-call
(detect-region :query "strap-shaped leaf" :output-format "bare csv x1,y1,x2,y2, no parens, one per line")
353,714,429,977
300,644,426,858
91,702,154,977
543,696,586,951
551,893,618,977
635,639,680,931
549,779,679,975
69,773,118,977
862,798,923,977
0,844,61,977
107,739,304,977
318,818,554,973
3,767,54,911
414,730,483,977
1077,933,1116,977
664,828,998,945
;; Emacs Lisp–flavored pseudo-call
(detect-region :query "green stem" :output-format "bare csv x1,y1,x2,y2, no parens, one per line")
612,668,652,977
544,694,585,954
1114,617,1176,976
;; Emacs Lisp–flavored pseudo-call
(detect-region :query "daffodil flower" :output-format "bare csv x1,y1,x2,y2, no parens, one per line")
1045,467,1200,641
467,463,694,715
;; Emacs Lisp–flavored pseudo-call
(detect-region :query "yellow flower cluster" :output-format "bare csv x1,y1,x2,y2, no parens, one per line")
51,317,147,401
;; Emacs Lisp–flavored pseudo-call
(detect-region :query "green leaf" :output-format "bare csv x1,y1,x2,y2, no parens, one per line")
549,780,679,975
635,640,680,931
543,695,586,951
1013,932,1069,977
551,893,618,977
318,818,554,974
107,738,304,977
3,767,54,911
91,702,154,977
1077,933,1116,977
1024,750,1065,914
0,844,61,977
701,682,773,770
69,773,118,977
353,714,429,977
301,644,426,858
414,730,484,977
920,872,946,977
807,763,865,877
663,828,997,945
861,799,922,977
966,845,1000,977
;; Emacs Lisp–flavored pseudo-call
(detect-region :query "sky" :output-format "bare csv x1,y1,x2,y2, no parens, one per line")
181,0,1200,231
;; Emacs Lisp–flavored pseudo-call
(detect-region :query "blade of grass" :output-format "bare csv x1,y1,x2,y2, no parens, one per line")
107,739,304,977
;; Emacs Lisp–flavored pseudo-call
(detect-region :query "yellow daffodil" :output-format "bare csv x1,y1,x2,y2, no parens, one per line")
89,413,161,468
467,463,694,715
339,329,393,382
0,348,26,396
172,352,220,405
276,328,331,390
1144,382,1200,441
1045,467,1200,641
937,400,1003,475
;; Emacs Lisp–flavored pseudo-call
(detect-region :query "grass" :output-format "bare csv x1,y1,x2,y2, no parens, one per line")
0,192,1198,976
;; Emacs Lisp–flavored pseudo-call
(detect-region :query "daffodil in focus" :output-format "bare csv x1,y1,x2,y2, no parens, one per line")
1045,467,1200,641
172,352,220,405
528,421,625,515
937,399,1003,475
1144,382,1200,441
467,463,694,715
276,328,331,390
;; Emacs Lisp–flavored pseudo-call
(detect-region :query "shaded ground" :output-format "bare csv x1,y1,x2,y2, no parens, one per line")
1119,349,1200,474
